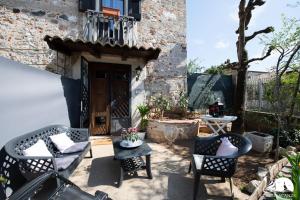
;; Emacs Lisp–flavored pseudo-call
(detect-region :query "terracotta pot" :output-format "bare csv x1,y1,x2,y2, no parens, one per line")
102,7,120,17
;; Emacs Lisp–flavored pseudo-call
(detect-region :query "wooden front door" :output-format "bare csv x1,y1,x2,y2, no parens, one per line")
90,63,131,135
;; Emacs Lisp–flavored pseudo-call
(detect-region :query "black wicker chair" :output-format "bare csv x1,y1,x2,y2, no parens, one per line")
4,125,92,180
188,133,252,200
8,171,108,200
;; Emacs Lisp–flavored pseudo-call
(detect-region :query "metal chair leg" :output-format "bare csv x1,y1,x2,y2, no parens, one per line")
89,148,93,158
188,162,192,173
193,172,200,200
229,178,234,198
118,164,124,188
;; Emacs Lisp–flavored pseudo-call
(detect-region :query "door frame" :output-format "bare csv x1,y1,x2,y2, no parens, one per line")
88,62,132,135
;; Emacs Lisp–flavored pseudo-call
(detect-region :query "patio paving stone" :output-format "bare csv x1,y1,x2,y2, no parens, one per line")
69,140,249,200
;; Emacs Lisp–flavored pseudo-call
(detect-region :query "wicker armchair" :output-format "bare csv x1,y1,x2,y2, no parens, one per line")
188,133,252,200
8,171,108,200
5,125,92,180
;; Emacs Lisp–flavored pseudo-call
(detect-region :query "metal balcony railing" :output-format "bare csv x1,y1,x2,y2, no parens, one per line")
83,10,137,47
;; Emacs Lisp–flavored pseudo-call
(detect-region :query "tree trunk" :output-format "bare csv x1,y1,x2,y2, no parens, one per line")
232,0,247,133
232,68,247,132
274,61,282,161
287,71,300,126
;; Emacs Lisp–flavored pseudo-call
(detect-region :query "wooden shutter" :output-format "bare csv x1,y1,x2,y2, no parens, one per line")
79,0,96,12
128,0,141,21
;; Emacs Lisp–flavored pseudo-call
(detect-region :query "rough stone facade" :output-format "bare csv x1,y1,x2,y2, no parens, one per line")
0,0,187,100
147,119,199,143
0,0,82,74
139,0,187,101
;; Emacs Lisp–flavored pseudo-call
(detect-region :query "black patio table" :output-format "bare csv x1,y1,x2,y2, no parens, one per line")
112,137,153,187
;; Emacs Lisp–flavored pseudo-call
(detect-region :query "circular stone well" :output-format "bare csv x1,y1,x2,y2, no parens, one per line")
146,119,199,143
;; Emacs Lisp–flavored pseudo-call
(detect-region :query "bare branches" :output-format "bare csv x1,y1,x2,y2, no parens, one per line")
223,46,274,70
246,27,274,43
245,0,266,29
279,44,300,77
247,46,274,64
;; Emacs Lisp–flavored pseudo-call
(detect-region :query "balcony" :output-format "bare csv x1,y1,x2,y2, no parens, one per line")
83,10,137,47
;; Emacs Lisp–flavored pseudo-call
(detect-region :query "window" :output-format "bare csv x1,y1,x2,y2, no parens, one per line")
128,0,141,21
79,0,141,21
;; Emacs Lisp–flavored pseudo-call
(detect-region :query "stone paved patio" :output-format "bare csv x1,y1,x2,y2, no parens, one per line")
69,140,249,200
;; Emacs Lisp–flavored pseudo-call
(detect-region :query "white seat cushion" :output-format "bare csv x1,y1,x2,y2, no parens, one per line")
50,132,75,153
23,139,53,157
216,137,238,156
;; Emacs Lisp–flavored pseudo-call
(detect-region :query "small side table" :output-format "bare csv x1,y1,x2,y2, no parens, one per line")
200,115,237,135
112,139,152,187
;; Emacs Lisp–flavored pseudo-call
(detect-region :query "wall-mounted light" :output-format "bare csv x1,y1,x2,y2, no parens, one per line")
135,66,142,81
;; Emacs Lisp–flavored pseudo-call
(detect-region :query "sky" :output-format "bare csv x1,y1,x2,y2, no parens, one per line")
187,0,300,72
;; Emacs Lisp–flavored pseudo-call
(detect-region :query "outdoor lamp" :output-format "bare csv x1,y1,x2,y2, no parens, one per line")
135,66,142,81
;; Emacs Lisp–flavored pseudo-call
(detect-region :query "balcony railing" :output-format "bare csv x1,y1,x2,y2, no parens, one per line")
83,10,137,47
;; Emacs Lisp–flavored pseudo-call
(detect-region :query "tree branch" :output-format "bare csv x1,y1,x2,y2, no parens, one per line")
279,44,300,77
244,0,265,29
247,46,273,64
245,26,274,43
252,0,265,6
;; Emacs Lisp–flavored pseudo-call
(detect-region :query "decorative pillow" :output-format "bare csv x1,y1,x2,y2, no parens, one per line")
23,139,53,157
216,137,238,156
50,132,75,153
62,141,89,154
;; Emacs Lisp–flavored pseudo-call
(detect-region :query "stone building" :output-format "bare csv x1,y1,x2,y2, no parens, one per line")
0,0,187,135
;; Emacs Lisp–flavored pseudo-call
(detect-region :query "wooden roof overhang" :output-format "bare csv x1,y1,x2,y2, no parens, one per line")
44,35,161,62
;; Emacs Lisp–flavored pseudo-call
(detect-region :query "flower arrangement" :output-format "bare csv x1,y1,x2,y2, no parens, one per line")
121,127,140,142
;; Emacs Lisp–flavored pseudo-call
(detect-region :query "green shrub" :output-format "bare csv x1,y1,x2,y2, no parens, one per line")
137,104,150,131
285,153,300,200
270,128,300,148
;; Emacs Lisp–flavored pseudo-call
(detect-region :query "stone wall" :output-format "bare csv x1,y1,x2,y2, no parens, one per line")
140,0,187,102
0,0,187,100
0,0,82,73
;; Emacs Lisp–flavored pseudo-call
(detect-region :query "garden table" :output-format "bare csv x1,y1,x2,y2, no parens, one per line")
112,137,152,187
200,115,237,135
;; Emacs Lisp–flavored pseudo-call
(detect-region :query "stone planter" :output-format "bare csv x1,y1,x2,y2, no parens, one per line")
244,131,274,153
147,119,199,143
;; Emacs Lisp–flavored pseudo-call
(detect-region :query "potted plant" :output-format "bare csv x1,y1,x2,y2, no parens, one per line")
274,153,300,200
178,91,189,118
121,127,142,148
280,153,300,200
137,104,150,139
153,95,171,120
